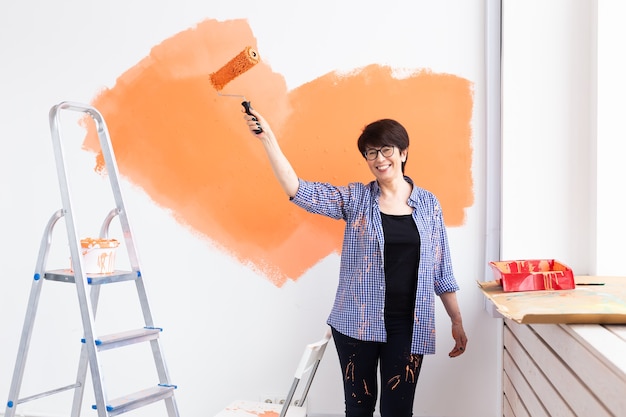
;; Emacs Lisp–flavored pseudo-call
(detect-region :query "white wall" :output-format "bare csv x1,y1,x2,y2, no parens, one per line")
501,0,596,271
502,0,626,272
0,1,499,417
595,0,626,275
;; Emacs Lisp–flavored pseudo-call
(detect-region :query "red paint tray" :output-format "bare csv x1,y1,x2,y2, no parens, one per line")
489,259,575,292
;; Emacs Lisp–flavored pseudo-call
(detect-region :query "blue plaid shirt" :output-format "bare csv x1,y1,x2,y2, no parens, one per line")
291,177,459,354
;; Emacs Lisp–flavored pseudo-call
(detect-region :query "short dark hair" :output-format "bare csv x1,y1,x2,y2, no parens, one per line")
357,119,410,172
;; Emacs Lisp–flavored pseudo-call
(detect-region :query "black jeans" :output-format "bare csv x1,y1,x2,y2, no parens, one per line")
331,319,424,417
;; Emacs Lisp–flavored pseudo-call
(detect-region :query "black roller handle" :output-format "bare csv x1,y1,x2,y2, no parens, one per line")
242,101,263,134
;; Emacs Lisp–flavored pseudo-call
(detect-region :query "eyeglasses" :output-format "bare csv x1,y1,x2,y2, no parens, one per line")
363,146,395,161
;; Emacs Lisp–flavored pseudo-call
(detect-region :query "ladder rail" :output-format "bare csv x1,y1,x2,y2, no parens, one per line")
5,210,64,417
49,102,111,415
97,208,179,411
56,104,142,270
79,102,178,393
71,284,103,417
99,208,120,239
53,102,157,328
97,207,156,328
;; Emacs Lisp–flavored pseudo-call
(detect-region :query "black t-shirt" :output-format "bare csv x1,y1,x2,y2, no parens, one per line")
381,212,421,320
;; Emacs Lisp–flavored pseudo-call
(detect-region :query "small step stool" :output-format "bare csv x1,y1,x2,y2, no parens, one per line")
4,102,180,417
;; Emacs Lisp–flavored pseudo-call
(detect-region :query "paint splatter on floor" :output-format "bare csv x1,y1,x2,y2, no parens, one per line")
82,19,474,286
219,400,283,416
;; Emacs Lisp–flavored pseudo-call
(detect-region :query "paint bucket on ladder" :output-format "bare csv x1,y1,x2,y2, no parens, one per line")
79,238,120,274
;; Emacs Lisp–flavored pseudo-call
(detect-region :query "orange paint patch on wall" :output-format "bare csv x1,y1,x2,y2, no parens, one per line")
83,19,474,287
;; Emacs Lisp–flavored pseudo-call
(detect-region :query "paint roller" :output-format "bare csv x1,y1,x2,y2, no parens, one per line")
209,46,263,133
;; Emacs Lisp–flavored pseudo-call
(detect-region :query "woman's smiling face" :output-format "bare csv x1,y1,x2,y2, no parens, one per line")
364,145,408,181
357,119,411,178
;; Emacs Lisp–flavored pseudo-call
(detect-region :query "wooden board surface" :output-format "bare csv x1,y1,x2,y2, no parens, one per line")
478,275,626,324
504,319,625,417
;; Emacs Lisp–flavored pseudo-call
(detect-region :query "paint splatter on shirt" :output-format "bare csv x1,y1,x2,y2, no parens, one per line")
291,177,459,354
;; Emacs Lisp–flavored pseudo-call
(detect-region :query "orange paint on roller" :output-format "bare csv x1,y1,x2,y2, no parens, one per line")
209,45,263,133
209,46,260,91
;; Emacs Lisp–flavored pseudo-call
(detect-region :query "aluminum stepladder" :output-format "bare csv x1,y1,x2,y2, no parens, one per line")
5,102,180,417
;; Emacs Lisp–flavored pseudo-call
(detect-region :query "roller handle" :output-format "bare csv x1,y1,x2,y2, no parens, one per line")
242,101,263,134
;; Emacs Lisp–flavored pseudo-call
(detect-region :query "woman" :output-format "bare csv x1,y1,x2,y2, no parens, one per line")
243,108,468,417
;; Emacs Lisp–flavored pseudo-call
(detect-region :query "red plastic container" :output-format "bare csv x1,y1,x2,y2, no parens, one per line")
489,259,575,292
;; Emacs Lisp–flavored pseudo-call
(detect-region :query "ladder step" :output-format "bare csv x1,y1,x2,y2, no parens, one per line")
92,384,176,417
82,327,162,351
44,269,140,285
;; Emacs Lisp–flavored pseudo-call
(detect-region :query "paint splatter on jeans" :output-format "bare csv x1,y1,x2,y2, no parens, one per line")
332,320,424,417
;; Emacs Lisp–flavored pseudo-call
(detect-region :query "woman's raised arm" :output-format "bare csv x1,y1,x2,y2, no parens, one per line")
243,107,300,198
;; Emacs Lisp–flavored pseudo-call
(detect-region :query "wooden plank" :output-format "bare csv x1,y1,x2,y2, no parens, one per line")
503,364,530,417
506,320,610,417
604,324,626,343
478,276,626,324
503,397,515,417
503,325,574,417
559,324,626,381
503,348,548,417
548,324,626,417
